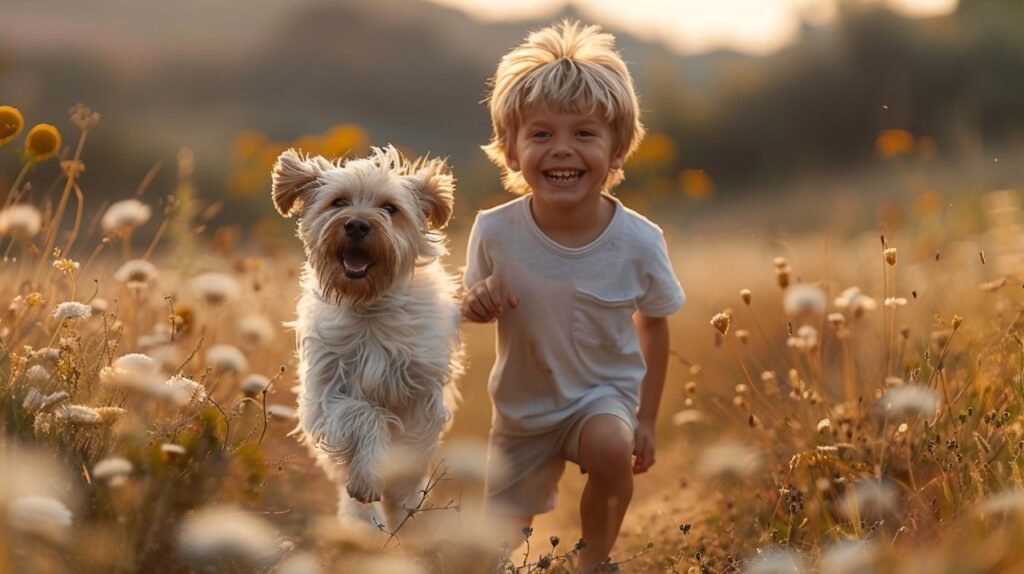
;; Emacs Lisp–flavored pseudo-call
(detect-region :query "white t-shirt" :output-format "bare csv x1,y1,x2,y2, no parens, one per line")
464,194,685,435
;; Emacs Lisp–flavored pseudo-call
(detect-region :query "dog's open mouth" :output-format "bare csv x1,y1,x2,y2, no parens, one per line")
341,246,372,279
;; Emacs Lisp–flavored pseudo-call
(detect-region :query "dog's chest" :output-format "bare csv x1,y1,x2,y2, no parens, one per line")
311,307,450,405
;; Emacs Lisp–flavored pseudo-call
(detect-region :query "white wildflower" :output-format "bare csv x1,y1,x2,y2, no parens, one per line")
205,344,248,373
7,495,73,542
52,301,92,322
747,548,807,574
267,404,297,419
879,384,938,419
191,272,241,305
24,364,51,384
817,418,832,433
240,373,270,397
161,443,187,459
113,259,159,287
39,391,69,411
57,404,102,425
884,297,908,308
671,409,704,426
178,505,281,567
697,441,762,478
0,204,43,238
95,406,128,424
787,325,819,351
820,541,878,574
165,374,206,404
834,287,878,315
976,489,1024,517
839,478,899,521
22,388,45,411
238,314,275,347
92,457,133,487
113,353,158,373
102,199,151,234
783,283,827,316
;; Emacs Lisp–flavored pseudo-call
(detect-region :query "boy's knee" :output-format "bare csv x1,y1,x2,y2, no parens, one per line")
579,416,634,479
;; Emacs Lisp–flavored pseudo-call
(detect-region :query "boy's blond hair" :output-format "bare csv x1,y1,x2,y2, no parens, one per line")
483,20,646,195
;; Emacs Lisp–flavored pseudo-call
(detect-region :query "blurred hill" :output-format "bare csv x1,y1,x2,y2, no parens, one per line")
1,0,1023,227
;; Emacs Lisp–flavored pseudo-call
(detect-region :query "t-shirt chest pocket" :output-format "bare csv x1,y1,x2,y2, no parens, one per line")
572,290,636,348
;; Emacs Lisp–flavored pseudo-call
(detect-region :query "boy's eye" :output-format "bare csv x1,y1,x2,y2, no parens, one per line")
577,130,595,137
531,131,551,139
382,203,398,214
332,197,350,208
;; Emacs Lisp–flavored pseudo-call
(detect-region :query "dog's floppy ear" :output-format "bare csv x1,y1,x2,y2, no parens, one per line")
271,149,324,217
406,158,455,230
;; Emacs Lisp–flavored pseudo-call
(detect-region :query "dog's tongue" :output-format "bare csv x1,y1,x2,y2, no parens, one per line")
343,248,370,273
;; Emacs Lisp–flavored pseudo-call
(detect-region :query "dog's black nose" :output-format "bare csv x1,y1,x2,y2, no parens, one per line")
344,218,371,240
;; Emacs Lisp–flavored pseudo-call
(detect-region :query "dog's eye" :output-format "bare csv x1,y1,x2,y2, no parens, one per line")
332,198,350,209
382,204,398,215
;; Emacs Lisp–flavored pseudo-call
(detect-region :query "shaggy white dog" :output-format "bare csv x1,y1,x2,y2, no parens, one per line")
272,146,462,528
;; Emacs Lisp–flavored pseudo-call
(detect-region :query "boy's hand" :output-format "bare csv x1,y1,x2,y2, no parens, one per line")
632,420,656,474
462,275,518,323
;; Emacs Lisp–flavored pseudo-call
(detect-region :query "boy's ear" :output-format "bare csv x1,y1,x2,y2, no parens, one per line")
271,149,324,217
504,146,521,172
406,158,455,229
610,154,625,170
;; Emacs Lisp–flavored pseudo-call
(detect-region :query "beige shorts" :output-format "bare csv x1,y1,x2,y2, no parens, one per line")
485,395,637,517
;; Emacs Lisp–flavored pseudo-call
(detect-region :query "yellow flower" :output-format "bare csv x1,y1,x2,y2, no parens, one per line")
24,124,62,162
0,105,25,146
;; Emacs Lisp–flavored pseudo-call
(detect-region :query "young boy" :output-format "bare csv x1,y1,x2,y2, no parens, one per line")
462,20,685,572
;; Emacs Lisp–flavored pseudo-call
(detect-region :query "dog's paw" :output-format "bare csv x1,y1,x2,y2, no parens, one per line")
346,473,382,503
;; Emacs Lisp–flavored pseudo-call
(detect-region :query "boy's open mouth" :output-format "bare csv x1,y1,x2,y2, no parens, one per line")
341,246,371,279
543,169,583,184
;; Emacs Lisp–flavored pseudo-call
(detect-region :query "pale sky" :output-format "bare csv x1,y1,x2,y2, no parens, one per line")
426,0,958,55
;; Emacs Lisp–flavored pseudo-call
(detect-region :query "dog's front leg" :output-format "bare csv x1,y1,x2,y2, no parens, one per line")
312,398,399,504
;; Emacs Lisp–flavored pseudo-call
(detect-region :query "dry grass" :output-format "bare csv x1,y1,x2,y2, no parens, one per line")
2,105,1024,573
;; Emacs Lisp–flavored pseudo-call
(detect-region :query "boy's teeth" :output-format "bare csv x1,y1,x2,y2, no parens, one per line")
545,170,581,181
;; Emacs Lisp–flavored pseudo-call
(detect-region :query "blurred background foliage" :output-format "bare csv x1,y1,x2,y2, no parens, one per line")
1,0,1022,235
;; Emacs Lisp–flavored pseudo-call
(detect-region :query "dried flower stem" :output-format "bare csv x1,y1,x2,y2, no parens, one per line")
33,126,91,285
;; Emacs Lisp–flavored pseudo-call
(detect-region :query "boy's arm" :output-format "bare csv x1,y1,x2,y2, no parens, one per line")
633,313,670,474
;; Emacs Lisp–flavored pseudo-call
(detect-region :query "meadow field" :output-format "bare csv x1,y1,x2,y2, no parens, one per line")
3,103,1024,574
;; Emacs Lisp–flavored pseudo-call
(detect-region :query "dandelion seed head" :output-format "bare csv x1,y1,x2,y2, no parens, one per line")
112,353,158,374
113,259,159,287
102,199,152,234
205,344,248,373
177,505,281,567
697,441,762,478
879,384,938,419
240,373,270,397
820,541,878,574
191,272,241,306
783,283,826,316
839,478,899,521
0,204,42,238
834,287,877,315
92,457,133,486
52,301,92,321
238,314,275,347
7,495,73,543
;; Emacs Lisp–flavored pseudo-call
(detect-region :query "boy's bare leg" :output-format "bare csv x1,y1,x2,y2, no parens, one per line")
577,415,635,572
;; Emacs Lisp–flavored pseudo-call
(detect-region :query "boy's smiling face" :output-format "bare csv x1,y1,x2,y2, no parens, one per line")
506,105,624,213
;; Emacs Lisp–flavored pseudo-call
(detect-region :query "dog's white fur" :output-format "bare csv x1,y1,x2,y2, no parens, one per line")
272,146,462,528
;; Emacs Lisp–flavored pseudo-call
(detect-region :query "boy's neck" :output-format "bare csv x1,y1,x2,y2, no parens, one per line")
529,194,615,248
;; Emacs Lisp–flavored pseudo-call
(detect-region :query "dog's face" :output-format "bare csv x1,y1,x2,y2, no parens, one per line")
272,146,454,305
